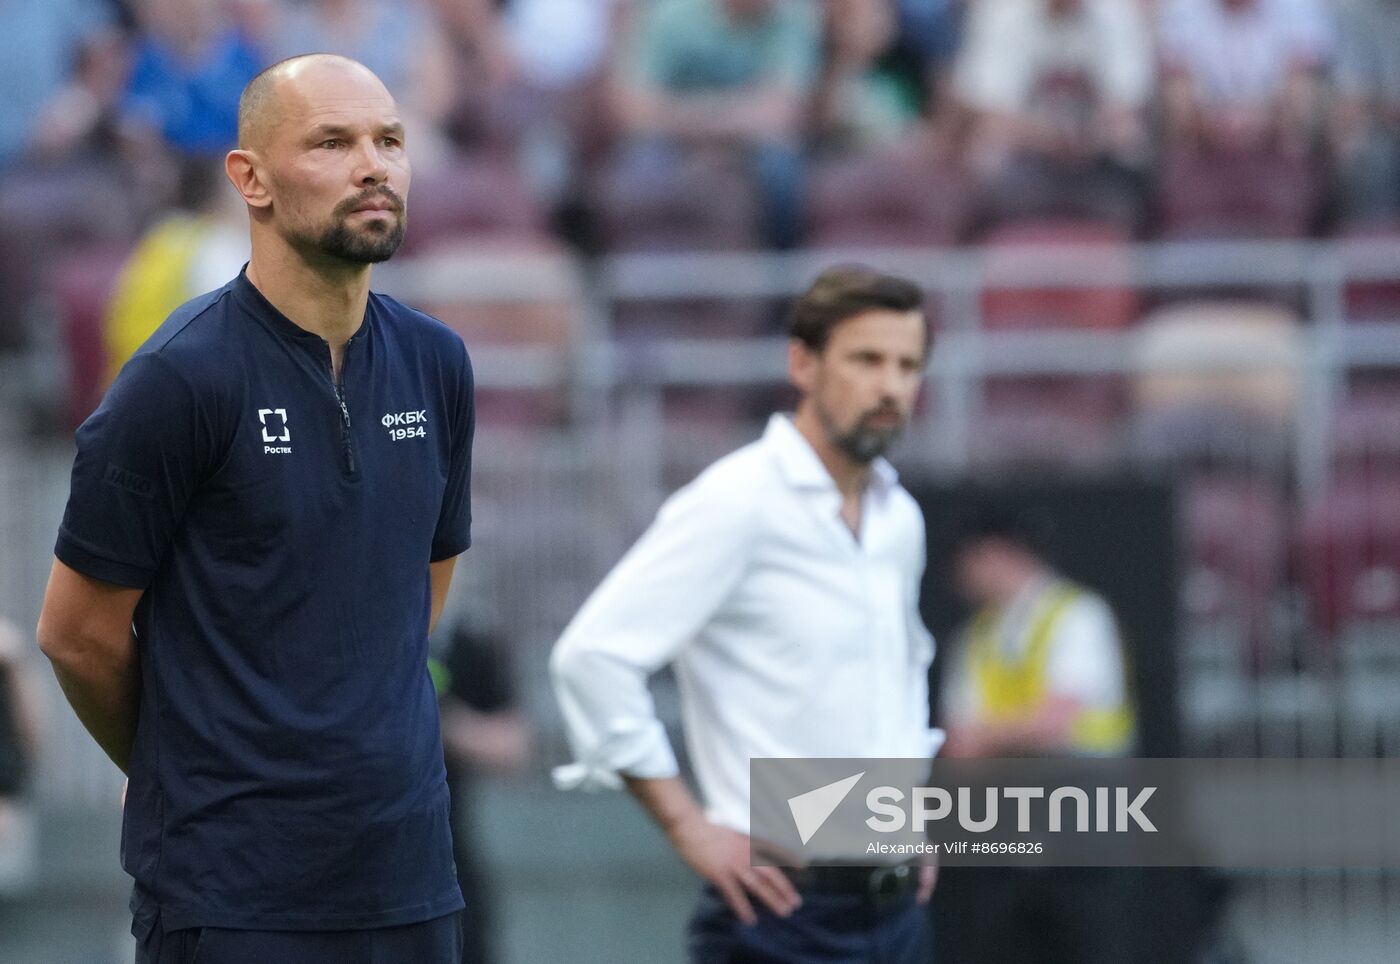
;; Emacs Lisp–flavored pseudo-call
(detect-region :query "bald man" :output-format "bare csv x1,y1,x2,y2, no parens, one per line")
37,56,473,963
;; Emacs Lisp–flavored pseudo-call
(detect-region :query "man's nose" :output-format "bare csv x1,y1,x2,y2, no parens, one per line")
354,140,389,186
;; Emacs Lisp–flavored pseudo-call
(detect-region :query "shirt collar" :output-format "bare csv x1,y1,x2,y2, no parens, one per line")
762,414,899,496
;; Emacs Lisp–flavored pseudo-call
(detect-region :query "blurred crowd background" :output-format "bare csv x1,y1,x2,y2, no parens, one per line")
3,0,1400,961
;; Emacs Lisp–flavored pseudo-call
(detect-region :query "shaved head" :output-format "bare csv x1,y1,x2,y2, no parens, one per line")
226,53,409,266
237,54,385,152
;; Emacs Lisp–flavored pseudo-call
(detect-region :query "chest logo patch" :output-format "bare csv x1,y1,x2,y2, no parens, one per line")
258,408,292,454
381,408,428,442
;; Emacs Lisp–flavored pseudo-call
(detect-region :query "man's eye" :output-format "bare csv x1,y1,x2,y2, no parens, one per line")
320,139,342,149
381,137,402,148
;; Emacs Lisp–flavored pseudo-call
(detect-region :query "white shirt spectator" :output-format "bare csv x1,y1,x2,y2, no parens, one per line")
1158,0,1333,107
551,414,941,835
955,0,1155,114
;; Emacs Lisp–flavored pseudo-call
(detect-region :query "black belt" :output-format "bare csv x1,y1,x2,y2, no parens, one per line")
785,863,919,903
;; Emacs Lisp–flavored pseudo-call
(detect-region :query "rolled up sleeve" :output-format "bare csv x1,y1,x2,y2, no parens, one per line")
550,471,758,791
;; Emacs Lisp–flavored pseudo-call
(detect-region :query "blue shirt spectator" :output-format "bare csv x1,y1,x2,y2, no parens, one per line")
121,0,263,156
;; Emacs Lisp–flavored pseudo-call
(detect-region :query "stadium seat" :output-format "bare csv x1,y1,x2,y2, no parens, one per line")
593,149,762,255
1180,476,1289,670
402,237,583,427
1299,475,1400,643
1331,389,1400,476
594,150,768,342
1158,148,1321,240
1129,300,1302,472
50,244,136,429
979,219,1139,331
804,150,971,248
399,154,549,256
1338,220,1400,324
970,376,1123,470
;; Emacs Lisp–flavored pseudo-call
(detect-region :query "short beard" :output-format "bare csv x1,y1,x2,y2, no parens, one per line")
311,188,406,264
818,405,904,464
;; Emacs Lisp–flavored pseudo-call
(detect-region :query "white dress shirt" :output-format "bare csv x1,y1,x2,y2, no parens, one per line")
551,414,942,835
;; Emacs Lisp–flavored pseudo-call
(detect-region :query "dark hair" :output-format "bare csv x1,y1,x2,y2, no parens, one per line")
947,502,1048,558
788,265,926,354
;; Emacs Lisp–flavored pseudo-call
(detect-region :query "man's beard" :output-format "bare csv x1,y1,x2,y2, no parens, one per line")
312,188,406,264
820,404,906,464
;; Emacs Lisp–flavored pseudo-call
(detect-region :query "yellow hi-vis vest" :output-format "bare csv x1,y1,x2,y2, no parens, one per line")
103,214,210,385
967,582,1136,756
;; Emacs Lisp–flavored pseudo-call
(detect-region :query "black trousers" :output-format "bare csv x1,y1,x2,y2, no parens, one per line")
688,883,931,963
932,867,1141,964
134,909,463,964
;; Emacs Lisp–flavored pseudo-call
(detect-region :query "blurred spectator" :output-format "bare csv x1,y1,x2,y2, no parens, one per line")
1,0,127,166
0,0,133,352
268,0,453,169
1156,0,1333,237
609,0,822,248
1158,0,1332,157
121,0,264,156
955,0,1153,231
0,620,40,897
891,0,963,115
431,0,518,152
814,0,928,154
103,157,249,384
1331,0,1400,222
934,508,1140,964
940,508,1135,759
431,618,530,964
431,0,616,206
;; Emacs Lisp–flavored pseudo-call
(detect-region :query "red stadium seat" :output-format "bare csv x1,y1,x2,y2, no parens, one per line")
979,219,1139,331
594,150,762,254
971,376,1124,470
595,151,768,342
399,155,549,256
404,237,582,427
1338,220,1400,324
1158,148,1321,240
1331,389,1400,476
1180,476,1288,669
50,243,136,429
805,151,971,248
1300,475,1400,641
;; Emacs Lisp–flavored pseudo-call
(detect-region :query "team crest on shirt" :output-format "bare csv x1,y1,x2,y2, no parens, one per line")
381,408,428,442
258,408,292,454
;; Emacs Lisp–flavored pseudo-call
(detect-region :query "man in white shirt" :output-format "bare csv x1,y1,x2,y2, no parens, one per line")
551,265,940,962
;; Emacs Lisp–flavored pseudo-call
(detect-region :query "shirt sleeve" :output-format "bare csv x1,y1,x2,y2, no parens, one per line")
1097,0,1155,109
55,352,211,589
904,511,944,758
1043,593,1128,712
431,339,474,562
953,0,1029,114
550,469,759,792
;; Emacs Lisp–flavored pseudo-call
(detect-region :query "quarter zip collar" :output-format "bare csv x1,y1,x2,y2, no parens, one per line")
231,265,372,351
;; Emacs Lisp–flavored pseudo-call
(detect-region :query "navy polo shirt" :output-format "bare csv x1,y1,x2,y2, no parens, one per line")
55,269,473,931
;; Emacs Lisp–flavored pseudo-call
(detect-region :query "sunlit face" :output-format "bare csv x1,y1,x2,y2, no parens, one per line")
259,62,410,264
792,309,927,464
954,541,1006,607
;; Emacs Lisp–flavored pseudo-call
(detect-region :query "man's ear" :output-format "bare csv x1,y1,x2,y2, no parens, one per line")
787,338,818,396
225,149,271,209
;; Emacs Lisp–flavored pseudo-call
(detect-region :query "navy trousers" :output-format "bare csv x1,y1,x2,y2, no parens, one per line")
687,884,931,964
134,909,463,964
